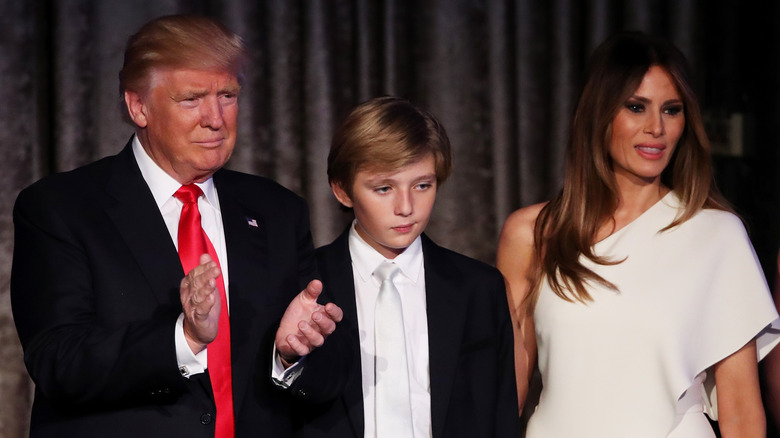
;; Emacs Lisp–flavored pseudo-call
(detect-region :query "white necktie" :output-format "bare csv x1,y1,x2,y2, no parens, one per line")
373,261,414,437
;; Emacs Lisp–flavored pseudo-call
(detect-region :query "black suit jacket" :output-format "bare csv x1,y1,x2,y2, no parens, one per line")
294,229,520,437
11,141,351,438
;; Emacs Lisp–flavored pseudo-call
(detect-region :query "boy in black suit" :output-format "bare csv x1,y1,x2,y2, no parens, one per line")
295,96,519,437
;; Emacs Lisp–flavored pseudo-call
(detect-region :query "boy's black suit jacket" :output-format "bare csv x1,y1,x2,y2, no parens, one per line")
294,228,520,437
11,141,351,438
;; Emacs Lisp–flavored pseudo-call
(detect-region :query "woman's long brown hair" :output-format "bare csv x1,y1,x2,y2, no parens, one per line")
528,31,732,308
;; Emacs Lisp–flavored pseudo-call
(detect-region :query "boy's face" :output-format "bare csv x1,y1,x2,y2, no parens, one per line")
332,154,437,259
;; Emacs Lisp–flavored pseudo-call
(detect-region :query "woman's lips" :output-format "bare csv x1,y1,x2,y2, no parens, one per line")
635,143,665,159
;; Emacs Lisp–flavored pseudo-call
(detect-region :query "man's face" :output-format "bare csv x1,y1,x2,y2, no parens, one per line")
126,68,240,184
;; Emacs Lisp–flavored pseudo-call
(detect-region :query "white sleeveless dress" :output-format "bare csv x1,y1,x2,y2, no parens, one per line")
526,192,780,437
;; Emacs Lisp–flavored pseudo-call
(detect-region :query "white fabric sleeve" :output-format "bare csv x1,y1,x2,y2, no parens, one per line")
270,344,306,388
690,213,780,419
175,313,207,378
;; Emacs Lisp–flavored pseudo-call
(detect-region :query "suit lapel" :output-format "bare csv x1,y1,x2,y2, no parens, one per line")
104,148,274,414
212,171,270,416
318,230,365,437
321,232,468,437
422,235,470,438
104,142,183,306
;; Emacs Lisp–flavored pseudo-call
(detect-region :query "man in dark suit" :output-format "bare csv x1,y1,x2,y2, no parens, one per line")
11,15,351,438
293,97,520,437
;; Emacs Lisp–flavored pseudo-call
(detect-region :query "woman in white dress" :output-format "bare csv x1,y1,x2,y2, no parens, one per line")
762,250,780,435
497,31,780,437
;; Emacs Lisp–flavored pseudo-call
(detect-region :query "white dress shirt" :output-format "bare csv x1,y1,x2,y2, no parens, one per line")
132,137,229,376
348,222,432,438
133,137,294,382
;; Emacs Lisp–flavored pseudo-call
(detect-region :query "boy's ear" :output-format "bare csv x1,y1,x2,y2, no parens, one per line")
330,182,353,208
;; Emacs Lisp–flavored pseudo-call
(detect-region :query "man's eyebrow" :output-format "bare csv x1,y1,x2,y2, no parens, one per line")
172,89,209,100
219,84,242,95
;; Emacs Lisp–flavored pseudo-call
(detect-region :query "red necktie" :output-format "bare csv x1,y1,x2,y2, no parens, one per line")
175,184,234,438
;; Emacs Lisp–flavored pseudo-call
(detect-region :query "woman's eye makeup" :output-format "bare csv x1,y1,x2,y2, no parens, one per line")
663,105,683,115
625,102,644,113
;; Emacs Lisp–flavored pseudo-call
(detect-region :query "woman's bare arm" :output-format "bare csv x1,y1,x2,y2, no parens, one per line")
496,203,545,415
714,339,765,437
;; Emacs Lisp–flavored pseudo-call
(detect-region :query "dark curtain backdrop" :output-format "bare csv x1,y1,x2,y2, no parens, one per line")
2,1,778,436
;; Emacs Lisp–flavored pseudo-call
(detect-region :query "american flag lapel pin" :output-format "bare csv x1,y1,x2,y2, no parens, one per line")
246,217,259,228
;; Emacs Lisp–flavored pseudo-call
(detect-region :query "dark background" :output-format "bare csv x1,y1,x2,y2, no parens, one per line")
1,1,777,436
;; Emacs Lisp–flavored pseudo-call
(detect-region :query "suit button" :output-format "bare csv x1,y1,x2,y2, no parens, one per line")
200,413,213,425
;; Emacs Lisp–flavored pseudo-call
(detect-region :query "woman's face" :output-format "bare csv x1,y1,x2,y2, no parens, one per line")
609,65,685,187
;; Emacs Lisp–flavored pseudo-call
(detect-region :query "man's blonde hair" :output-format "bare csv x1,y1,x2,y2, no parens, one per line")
118,15,248,121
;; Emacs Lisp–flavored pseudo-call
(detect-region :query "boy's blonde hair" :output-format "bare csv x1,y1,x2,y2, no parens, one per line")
328,96,452,196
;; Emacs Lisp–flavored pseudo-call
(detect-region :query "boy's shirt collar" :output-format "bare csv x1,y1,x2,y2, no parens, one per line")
347,220,424,285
